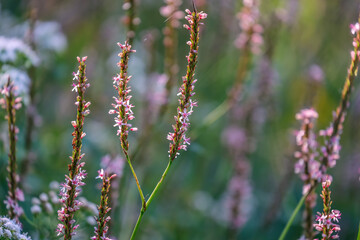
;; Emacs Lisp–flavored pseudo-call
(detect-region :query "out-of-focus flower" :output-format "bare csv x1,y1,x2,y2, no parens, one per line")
100,155,125,177
294,108,321,186
294,108,321,239
234,0,263,54
0,65,30,99
308,64,324,83
0,216,31,240
160,0,184,28
224,161,252,229
0,36,39,67
32,21,67,53
30,205,41,215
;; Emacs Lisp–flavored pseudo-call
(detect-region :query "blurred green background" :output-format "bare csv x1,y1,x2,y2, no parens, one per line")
0,0,360,239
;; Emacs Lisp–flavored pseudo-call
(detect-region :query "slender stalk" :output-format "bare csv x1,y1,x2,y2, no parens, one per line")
280,13,360,240
92,170,116,240
278,194,306,240
319,13,360,172
110,41,145,209
5,80,18,220
56,56,90,239
357,222,360,240
145,160,172,207
128,8,207,239
1,79,23,222
130,208,145,240
124,151,145,205
21,8,38,180
130,160,172,240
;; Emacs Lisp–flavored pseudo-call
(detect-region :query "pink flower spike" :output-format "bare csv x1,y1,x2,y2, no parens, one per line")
57,56,90,238
82,56,88,62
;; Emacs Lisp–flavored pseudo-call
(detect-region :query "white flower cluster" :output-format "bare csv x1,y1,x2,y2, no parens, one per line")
0,65,30,98
33,21,67,53
0,36,39,67
0,216,31,240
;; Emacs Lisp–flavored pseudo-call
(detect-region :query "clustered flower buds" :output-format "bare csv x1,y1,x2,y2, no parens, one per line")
313,178,341,240
167,9,206,160
57,56,90,239
1,79,24,222
234,0,263,54
91,169,116,240
110,41,137,154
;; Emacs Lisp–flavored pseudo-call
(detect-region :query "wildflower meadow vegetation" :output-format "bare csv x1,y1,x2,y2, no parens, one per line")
1,0,360,239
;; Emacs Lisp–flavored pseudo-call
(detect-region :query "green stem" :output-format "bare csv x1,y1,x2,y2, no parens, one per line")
129,160,173,240
202,100,230,127
278,194,306,240
125,152,145,206
130,209,145,240
357,222,360,240
22,213,36,228
146,160,172,207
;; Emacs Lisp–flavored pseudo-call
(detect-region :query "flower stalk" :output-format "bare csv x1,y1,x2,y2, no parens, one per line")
294,109,321,239
129,8,206,240
318,15,360,175
56,56,90,239
110,41,145,208
21,8,38,182
1,78,24,222
313,178,341,240
280,13,360,239
91,169,116,240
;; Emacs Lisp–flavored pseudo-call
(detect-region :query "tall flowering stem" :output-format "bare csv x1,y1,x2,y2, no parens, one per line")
110,41,145,207
1,79,24,222
202,0,263,127
313,178,341,240
167,8,207,160
280,14,360,240
91,169,116,240
21,9,38,181
56,56,90,239
129,9,207,240
294,109,321,239
319,16,360,174
229,0,263,107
